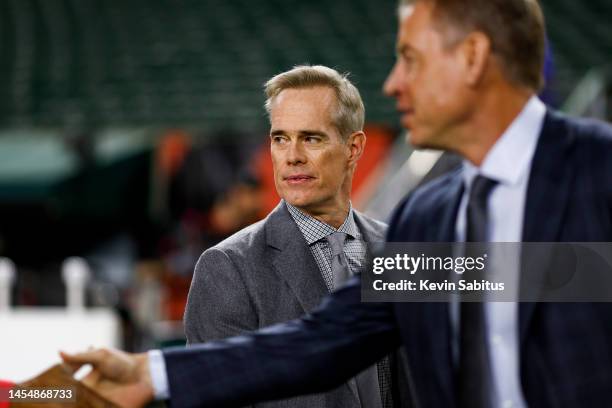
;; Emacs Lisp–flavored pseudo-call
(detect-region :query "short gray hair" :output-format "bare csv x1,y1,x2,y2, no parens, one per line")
264,65,365,139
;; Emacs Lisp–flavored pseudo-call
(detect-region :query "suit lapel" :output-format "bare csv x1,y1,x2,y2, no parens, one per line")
427,176,462,407
266,203,329,313
267,203,361,403
398,173,464,407
436,174,464,242
351,212,387,405
353,212,386,243
519,111,575,343
522,112,574,244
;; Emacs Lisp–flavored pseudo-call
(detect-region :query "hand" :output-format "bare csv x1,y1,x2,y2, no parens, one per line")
60,348,154,408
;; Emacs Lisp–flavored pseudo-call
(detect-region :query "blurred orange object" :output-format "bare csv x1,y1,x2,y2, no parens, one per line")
157,130,192,177
163,273,192,321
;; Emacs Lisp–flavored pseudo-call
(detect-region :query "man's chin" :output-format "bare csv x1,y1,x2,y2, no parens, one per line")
405,131,429,149
405,131,446,151
283,196,312,209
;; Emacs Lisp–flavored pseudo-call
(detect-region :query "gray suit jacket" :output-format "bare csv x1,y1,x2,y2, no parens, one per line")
184,202,388,408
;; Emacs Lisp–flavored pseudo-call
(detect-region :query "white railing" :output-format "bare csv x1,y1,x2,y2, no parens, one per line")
0,258,121,382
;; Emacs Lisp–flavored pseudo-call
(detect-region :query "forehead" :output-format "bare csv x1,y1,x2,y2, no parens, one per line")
270,86,337,126
396,2,438,49
272,86,336,108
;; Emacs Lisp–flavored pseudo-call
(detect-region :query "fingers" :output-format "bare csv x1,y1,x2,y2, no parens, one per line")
60,349,107,366
59,348,115,378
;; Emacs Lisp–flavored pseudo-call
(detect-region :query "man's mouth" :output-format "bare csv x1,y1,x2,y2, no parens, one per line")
400,108,415,126
400,107,414,117
284,175,315,184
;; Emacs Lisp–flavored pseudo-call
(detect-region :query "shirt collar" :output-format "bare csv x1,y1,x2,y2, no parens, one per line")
462,96,546,187
284,200,360,245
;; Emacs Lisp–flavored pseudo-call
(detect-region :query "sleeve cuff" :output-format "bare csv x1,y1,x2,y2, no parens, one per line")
148,349,170,400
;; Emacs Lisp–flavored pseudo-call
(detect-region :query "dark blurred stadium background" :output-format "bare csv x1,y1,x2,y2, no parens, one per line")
0,0,610,129
0,0,610,363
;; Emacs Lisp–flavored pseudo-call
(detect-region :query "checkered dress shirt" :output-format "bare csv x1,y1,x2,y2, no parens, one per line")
285,201,366,291
285,201,393,408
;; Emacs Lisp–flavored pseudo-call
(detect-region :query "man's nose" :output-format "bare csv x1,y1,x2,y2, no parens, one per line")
286,141,306,164
383,61,401,97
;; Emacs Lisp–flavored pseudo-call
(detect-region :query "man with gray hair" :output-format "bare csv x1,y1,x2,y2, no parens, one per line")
183,64,394,408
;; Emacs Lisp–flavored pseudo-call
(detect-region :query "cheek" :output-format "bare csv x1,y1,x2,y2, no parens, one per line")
318,151,348,184
419,69,463,115
270,152,283,175
270,156,285,193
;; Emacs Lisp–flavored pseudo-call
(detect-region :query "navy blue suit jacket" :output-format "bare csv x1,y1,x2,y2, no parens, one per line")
164,111,612,408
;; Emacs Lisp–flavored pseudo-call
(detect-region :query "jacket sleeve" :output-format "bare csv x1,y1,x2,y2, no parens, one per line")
165,275,401,408
184,247,258,345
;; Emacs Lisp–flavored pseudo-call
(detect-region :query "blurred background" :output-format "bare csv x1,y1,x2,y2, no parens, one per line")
0,0,610,381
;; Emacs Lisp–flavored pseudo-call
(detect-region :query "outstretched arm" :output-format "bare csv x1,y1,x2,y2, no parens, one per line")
166,276,401,407
62,276,401,408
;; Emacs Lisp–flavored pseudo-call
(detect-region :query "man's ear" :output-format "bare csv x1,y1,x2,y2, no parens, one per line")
347,131,366,166
459,31,491,87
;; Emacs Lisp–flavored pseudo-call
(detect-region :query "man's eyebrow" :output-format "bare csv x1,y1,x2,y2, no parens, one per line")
269,129,330,139
299,130,328,137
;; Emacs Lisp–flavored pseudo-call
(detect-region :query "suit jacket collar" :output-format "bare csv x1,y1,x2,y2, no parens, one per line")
354,211,386,243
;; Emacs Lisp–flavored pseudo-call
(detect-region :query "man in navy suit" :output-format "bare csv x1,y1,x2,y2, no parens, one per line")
62,0,612,407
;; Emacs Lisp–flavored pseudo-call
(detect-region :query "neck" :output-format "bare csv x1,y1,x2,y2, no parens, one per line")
295,201,350,229
454,86,534,166
318,210,350,229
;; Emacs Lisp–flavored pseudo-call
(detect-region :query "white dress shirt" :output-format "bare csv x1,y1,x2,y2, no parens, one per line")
455,96,546,408
149,349,170,399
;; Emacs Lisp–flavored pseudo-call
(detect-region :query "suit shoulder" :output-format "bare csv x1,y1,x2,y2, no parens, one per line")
203,218,267,259
387,168,462,240
555,112,612,147
399,168,462,215
553,114,612,176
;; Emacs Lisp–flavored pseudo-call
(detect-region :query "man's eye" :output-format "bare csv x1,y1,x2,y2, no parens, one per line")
399,51,415,66
272,136,287,144
305,136,321,143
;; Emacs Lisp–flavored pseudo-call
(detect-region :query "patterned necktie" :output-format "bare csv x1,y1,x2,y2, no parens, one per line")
326,231,350,290
458,175,498,408
326,231,389,408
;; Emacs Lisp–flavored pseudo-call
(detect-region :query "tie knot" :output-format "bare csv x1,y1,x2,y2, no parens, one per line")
469,175,498,203
326,232,347,257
